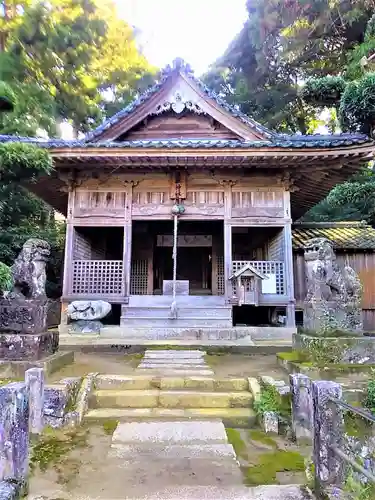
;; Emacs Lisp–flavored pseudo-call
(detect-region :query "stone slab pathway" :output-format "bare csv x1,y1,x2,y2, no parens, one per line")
28,349,313,499
137,349,214,376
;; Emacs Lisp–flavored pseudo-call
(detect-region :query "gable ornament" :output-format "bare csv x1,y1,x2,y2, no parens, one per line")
153,92,204,115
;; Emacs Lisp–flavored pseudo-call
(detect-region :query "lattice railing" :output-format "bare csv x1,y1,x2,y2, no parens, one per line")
72,260,123,295
217,255,225,295
232,261,285,295
130,259,148,295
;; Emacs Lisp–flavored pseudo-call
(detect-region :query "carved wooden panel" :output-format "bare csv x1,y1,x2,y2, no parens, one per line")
132,190,172,217
130,259,148,294
231,190,284,218
184,190,225,216
75,191,127,218
72,260,123,295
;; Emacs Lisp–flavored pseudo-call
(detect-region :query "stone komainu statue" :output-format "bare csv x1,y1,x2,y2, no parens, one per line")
303,237,363,333
10,238,51,300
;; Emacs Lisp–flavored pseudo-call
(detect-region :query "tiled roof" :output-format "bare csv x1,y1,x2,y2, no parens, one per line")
292,222,375,250
0,136,371,149
83,58,275,142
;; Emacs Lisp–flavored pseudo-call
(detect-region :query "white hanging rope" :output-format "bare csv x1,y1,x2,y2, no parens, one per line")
170,213,178,319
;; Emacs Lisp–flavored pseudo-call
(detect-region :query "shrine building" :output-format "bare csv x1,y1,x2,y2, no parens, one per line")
3,59,374,342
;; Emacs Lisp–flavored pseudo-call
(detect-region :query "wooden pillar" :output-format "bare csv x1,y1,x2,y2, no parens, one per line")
224,223,232,301
223,181,234,301
147,233,154,294
211,234,218,295
123,183,133,297
283,190,296,327
62,189,75,298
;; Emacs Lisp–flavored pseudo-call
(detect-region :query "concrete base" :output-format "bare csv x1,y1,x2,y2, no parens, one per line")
0,350,74,378
59,325,295,346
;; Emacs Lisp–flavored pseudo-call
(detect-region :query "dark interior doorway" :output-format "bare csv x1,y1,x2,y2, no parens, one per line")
153,246,212,295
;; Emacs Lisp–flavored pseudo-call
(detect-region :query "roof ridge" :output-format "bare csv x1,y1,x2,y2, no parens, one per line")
83,58,276,143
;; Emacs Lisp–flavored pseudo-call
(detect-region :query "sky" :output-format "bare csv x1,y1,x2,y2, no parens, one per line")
117,0,248,75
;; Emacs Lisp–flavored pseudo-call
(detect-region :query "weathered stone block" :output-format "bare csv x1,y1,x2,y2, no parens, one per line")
0,299,48,334
0,331,58,361
44,384,69,418
0,382,29,494
25,367,44,434
0,481,18,499
290,373,313,442
312,380,345,494
262,411,279,434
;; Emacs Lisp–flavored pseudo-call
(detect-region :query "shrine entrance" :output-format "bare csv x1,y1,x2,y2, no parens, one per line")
154,245,212,295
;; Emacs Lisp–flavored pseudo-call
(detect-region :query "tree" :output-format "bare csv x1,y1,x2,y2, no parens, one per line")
2,0,155,134
205,0,375,134
0,81,64,295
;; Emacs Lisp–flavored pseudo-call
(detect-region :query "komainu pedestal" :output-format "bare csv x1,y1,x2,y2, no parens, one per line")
303,237,363,334
0,238,58,361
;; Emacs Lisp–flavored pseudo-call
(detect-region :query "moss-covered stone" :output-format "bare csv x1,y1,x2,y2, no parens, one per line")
30,426,89,484
102,419,119,435
243,450,305,486
276,351,309,363
225,428,248,459
248,429,277,448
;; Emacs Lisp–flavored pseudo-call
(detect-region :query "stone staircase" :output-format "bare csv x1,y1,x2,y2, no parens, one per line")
86,350,256,426
120,296,232,328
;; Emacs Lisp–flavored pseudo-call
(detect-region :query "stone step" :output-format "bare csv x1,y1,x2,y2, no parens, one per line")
85,407,256,427
122,306,232,319
138,358,206,365
98,326,255,341
144,350,205,358
26,484,313,499
112,420,228,444
136,368,214,376
120,317,233,328
137,363,208,370
128,296,227,307
113,485,313,500
95,374,249,392
90,389,253,409
109,442,237,460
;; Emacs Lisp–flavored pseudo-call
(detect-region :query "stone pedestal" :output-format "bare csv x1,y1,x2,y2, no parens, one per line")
0,298,48,334
0,298,58,362
0,332,58,361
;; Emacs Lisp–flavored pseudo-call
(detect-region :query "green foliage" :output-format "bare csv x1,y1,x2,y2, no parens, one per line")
1,0,155,133
339,73,375,134
0,142,52,181
363,380,375,413
253,383,281,417
206,0,375,134
0,80,16,110
303,167,375,225
0,262,11,293
300,76,346,107
344,470,375,499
